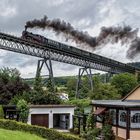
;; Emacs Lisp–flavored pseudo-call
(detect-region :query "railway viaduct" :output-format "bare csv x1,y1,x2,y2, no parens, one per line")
0,31,139,98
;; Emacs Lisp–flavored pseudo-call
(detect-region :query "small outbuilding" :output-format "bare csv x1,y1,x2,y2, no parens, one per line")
27,105,75,130
91,84,140,140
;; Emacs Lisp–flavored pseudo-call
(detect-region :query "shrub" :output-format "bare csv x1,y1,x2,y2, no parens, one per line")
86,114,96,129
73,128,79,134
17,99,29,123
102,125,115,140
0,105,4,119
81,128,101,140
0,119,81,140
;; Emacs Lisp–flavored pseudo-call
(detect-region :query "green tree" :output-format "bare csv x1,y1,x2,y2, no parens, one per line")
34,74,43,92
92,75,101,93
10,91,32,105
111,73,138,97
17,99,29,123
0,67,30,104
65,98,91,113
46,78,54,93
31,91,62,105
90,83,120,100
66,78,77,98
67,78,77,91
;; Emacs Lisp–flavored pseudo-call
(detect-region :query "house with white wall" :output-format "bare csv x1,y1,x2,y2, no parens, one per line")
27,104,75,130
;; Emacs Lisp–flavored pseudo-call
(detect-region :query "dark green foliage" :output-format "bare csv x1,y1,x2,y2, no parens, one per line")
0,105,4,119
66,76,92,99
17,99,29,123
65,99,91,113
0,68,30,104
33,72,59,104
46,78,54,93
111,73,138,97
102,125,115,140
10,90,62,105
54,76,69,86
67,78,76,91
90,83,121,100
31,92,62,105
34,75,43,93
10,91,36,105
81,128,101,140
87,114,96,129
0,119,81,140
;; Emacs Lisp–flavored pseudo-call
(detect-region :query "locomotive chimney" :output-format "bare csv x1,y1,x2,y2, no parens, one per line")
25,25,27,31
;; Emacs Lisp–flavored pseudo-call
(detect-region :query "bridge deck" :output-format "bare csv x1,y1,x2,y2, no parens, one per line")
0,31,139,74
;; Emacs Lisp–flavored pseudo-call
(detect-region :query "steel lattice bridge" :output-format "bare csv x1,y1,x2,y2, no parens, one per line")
0,31,139,97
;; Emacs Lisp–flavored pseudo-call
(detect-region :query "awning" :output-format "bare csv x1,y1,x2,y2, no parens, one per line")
93,107,106,115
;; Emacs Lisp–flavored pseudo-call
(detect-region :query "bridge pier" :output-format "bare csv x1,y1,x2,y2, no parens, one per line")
35,57,54,91
104,72,114,83
76,67,93,98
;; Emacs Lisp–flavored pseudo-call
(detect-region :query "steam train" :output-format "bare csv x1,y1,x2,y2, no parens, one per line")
21,30,134,71
22,30,47,44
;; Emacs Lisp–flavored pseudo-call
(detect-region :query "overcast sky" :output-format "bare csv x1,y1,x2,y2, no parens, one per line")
0,0,140,78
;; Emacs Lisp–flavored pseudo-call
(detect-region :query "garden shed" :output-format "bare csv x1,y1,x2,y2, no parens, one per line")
27,105,75,130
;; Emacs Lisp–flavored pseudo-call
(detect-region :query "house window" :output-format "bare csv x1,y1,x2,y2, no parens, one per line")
131,111,140,128
131,113,140,123
119,110,126,127
110,109,116,125
120,112,127,122
96,115,103,122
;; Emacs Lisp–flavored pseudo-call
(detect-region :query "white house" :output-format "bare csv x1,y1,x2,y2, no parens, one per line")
27,105,75,129
57,93,69,100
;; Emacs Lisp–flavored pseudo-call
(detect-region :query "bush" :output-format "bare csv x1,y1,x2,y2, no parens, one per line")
0,105,4,119
65,99,91,114
0,119,81,140
102,125,115,140
86,114,96,129
17,99,29,123
73,128,79,134
81,128,101,140
9,91,32,105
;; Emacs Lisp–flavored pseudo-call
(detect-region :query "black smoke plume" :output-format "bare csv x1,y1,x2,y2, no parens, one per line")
25,15,140,58
25,16,96,47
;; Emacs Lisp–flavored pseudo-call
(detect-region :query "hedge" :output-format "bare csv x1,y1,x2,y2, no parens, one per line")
0,119,82,140
0,105,4,119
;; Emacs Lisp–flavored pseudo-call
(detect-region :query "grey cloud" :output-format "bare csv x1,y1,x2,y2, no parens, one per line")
18,58,38,68
0,0,106,32
52,61,78,71
0,51,37,67
1,0,140,77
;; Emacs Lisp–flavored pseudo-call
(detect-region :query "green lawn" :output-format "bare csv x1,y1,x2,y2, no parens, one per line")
0,128,45,140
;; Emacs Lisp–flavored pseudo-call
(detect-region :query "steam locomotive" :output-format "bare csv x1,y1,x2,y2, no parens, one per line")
21,29,133,71
21,29,96,57
21,30,47,44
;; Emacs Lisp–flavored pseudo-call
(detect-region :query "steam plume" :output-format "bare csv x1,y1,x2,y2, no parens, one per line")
25,15,140,58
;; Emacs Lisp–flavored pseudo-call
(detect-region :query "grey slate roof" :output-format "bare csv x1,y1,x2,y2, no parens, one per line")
91,100,140,108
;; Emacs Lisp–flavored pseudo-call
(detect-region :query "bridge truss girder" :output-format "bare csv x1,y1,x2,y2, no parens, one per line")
0,32,139,97
0,36,125,74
